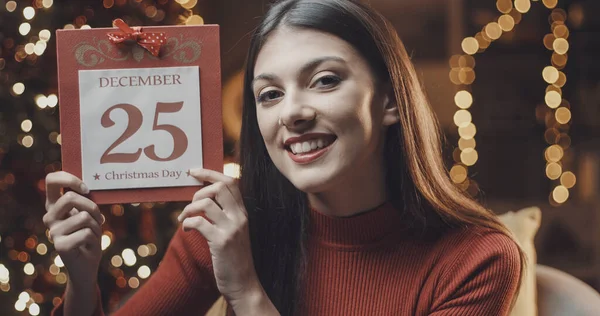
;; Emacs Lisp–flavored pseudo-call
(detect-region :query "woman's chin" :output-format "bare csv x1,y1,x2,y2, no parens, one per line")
287,171,336,194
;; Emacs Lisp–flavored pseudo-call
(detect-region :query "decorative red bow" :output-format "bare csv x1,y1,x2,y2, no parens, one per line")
107,19,166,57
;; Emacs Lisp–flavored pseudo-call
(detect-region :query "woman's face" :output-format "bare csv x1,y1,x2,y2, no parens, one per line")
252,27,398,193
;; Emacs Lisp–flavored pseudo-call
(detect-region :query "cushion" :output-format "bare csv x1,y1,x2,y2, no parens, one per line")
498,206,542,316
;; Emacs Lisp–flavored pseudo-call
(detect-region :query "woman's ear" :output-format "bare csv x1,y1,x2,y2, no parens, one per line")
382,94,400,126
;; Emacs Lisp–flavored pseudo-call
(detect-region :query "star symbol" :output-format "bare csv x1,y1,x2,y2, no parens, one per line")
93,173,100,180
186,169,191,177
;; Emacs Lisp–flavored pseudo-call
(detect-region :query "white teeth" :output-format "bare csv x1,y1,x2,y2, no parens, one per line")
288,138,333,154
301,142,311,152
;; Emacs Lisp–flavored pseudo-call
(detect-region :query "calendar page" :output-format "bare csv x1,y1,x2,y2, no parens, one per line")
79,66,203,190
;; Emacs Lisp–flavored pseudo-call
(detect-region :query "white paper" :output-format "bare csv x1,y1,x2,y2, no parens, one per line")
78,66,203,190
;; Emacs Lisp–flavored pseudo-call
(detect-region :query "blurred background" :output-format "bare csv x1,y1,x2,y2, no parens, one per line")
0,0,599,315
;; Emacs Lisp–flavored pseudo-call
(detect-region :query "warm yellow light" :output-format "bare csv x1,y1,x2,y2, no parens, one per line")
542,66,559,84
42,0,53,9
56,272,67,284
54,255,64,267
19,291,30,302
23,6,35,20
546,162,562,180
63,24,75,30
460,148,479,166
545,145,564,162
181,0,198,9
21,119,33,132
552,185,569,203
560,171,576,188
15,300,27,312
509,10,522,24
485,23,503,40
57,134,62,145
458,68,475,85
48,264,60,275
24,43,35,55
29,303,40,316
475,33,491,50
543,34,556,51
129,277,140,288
553,38,569,55
111,255,123,267
186,15,204,25
496,0,513,13
137,265,151,279
148,243,157,255
553,71,566,87
35,95,48,108
545,91,562,108
137,245,150,257
24,263,35,275
101,234,111,251
6,1,17,12
458,123,477,140
47,94,58,107
454,90,473,109
450,165,468,184
0,264,10,283
34,41,47,55
122,248,137,266
36,243,47,255
514,0,531,13
461,37,479,55
555,107,571,124
458,137,476,150
223,163,241,179
0,283,10,292
22,135,34,148
543,0,558,9
553,24,569,39
498,14,515,32
80,25,91,29
39,29,51,41
19,23,31,35
453,110,472,127
12,82,25,95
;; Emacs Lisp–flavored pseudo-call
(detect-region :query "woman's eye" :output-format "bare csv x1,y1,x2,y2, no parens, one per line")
257,89,283,103
313,75,341,88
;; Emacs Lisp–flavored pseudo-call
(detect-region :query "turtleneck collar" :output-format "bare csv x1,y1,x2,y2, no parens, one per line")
308,201,405,248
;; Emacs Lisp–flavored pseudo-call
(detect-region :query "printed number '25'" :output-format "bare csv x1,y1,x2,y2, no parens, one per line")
100,102,189,164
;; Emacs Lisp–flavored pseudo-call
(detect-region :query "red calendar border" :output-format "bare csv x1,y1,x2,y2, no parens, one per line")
56,24,222,205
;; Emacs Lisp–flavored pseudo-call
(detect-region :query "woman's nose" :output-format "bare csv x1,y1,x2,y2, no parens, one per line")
278,91,317,129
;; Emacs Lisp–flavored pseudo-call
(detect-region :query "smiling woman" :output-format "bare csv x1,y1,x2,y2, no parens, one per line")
46,1,524,316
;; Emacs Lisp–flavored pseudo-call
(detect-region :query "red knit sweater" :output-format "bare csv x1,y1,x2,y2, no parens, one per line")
51,202,521,316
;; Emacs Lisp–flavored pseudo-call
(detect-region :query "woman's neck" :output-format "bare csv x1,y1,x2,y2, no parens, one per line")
307,158,388,217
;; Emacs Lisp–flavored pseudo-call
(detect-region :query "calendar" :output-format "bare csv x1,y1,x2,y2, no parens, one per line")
56,21,222,204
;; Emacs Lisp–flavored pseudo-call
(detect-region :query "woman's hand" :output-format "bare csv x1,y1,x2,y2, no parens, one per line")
178,168,278,314
43,171,104,289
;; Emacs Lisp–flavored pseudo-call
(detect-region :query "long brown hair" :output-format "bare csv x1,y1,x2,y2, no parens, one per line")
239,0,525,314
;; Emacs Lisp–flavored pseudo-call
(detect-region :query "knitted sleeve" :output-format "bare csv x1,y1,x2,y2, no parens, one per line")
428,229,522,316
51,227,220,316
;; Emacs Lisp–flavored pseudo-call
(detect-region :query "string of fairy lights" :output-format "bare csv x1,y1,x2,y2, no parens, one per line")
1,0,222,315
448,0,576,205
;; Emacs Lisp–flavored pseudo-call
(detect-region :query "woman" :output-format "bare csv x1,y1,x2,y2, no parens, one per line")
45,0,523,315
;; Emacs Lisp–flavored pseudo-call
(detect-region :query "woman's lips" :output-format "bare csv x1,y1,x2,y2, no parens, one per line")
286,140,334,164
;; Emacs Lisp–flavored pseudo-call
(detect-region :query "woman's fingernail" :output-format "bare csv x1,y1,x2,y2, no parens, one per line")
80,183,89,194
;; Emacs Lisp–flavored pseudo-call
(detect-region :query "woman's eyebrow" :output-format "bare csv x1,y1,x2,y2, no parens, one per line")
298,56,346,76
252,56,346,86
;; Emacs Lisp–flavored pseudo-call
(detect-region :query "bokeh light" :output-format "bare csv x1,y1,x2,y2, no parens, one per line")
552,185,569,203
454,90,473,109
